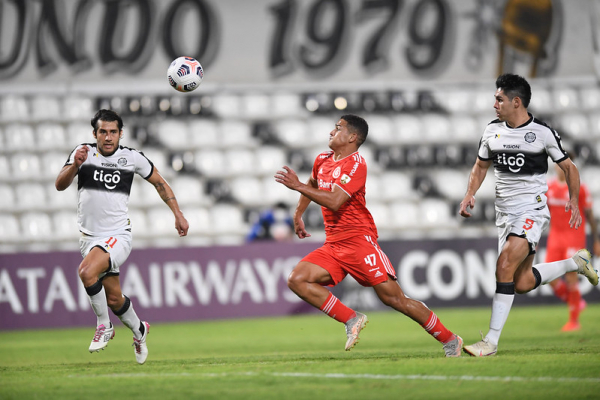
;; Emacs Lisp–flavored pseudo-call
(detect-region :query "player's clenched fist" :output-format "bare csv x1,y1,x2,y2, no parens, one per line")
74,146,89,167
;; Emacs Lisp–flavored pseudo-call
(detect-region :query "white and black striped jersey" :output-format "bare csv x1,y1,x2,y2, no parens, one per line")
65,144,154,236
477,114,568,214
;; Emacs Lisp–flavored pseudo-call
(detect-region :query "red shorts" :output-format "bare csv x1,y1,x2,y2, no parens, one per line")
301,235,397,287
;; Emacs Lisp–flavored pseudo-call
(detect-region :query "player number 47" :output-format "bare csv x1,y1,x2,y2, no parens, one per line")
364,254,377,266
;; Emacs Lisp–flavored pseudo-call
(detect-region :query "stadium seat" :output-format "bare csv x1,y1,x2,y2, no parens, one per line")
558,113,589,139
210,204,247,235
63,95,94,121
170,176,210,206
261,176,299,205
367,201,391,230
553,87,579,112
15,183,47,211
179,206,211,239
220,120,258,148
379,171,416,201
146,207,180,236
420,198,457,228
141,148,172,178
229,176,264,206
365,173,382,202
0,214,20,242
364,115,394,145
52,211,79,240
271,92,303,117
1,95,29,122
224,148,256,176
212,94,242,118
421,114,451,143
4,124,35,151
587,112,600,138
0,184,16,212
37,124,68,151
20,212,53,240
127,208,149,237
241,93,271,118
388,202,419,229
529,86,553,114
473,88,493,114
157,120,189,150
31,96,61,121
67,122,93,145
451,115,479,142
275,119,309,148
580,86,600,111
255,146,286,176
581,167,600,196
11,153,41,179
393,114,422,143
46,183,77,211
433,169,469,200
0,155,11,181
188,119,220,149
41,152,68,179
307,117,334,147
194,149,226,178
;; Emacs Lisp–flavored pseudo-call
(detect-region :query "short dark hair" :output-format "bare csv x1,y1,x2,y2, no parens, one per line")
496,73,532,108
91,109,124,132
341,114,368,147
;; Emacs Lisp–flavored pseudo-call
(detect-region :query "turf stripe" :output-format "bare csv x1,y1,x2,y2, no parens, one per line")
68,371,600,383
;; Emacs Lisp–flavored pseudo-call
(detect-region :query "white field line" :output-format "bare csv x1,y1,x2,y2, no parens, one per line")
67,371,600,383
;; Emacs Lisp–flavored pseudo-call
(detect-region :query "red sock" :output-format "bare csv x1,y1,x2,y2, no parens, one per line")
553,280,568,302
567,287,582,323
422,311,453,343
320,292,355,323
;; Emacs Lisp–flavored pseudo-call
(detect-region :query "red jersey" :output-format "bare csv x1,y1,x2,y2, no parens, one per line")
311,150,378,242
546,178,592,245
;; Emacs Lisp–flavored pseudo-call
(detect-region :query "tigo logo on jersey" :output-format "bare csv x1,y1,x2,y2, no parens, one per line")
93,169,121,190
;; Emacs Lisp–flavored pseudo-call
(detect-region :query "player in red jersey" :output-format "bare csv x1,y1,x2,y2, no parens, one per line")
275,115,462,357
546,155,600,331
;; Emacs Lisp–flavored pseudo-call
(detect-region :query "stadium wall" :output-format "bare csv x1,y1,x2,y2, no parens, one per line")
1,237,599,330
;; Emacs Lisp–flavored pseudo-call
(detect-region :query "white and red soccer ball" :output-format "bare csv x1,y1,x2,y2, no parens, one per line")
167,56,204,92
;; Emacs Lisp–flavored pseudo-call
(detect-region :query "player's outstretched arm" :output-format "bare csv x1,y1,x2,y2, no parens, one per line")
146,168,189,237
459,158,491,218
275,166,349,211
55,145,89,191
558,158,582,229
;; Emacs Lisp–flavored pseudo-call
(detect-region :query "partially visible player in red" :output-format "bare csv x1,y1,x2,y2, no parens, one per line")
275,114,462,357
546,152,600,331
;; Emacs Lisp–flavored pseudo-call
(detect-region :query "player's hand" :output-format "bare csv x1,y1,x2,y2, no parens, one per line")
293,217,311,239
565,201,582,229
459,195,476,218
175,213,189,237
275,166,301,191
73,145,89,167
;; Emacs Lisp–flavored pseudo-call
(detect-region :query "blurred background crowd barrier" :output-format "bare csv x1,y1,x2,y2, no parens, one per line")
1,0,600,328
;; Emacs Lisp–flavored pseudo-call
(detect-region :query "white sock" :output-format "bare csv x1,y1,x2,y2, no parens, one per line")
536,259,578,284
115,295,143,339
486,292,514,346
88,286,111,327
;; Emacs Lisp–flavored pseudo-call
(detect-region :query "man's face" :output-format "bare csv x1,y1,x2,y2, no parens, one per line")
94,120,121,156
328,119,355,150
493,88,515,122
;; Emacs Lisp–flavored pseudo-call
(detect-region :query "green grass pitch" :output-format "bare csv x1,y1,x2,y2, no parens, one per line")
1,305,599,399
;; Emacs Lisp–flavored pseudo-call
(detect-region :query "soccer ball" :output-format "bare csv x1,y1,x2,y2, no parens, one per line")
167,57,204,92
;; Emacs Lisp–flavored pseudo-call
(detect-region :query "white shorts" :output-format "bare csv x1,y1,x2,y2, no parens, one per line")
496,207,550,255
79,232,133,278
